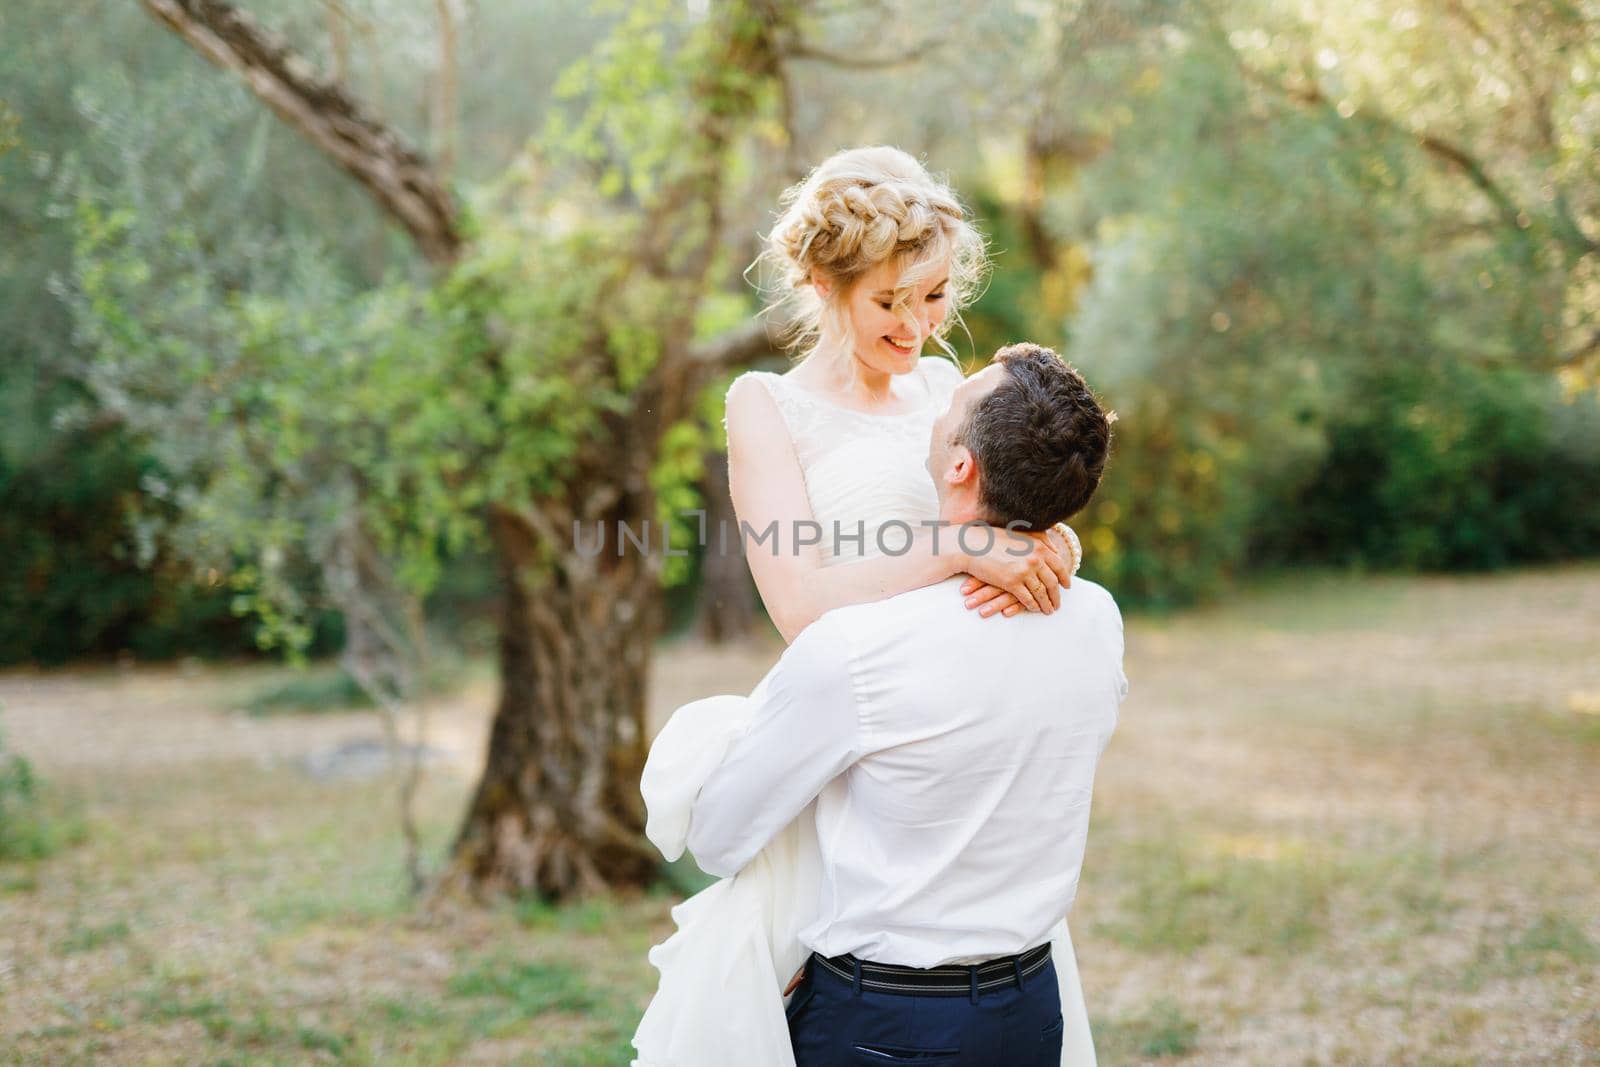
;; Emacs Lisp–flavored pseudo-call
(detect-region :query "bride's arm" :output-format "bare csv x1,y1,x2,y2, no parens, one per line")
726,376,1070,644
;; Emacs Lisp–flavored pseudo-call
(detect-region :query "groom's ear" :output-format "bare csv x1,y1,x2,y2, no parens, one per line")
945,444,978,489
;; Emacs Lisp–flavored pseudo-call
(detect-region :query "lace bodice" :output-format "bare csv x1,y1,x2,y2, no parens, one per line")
733,356,964,567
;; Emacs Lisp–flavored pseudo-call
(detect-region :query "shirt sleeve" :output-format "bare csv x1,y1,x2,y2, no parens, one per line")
1103,589,1130,703
686,615,861,878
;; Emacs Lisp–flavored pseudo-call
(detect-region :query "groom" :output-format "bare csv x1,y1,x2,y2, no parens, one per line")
687,343,1126,1066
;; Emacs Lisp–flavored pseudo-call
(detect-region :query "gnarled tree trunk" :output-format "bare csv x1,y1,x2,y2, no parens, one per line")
445,333,787,900
449,502,662,896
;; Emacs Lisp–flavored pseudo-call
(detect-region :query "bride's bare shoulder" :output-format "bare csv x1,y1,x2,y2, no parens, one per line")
724,371,804,478
724,371,788,440
725,369,780,411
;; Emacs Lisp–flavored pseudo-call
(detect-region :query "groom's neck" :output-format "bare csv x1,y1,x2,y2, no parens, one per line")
937,490,985,529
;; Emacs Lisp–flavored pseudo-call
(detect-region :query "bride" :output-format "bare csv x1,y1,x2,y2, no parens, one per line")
632,146,1095,1066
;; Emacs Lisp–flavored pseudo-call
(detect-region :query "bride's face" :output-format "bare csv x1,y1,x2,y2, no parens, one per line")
829,258,951,377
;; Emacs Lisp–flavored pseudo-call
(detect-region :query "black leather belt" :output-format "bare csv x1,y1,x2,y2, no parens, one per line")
810,942,1052,997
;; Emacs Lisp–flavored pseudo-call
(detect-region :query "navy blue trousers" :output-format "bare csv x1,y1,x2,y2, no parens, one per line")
786,953,1063,1066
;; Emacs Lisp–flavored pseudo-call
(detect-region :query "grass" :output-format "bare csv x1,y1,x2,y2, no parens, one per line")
1093,829,1341,956
55,918,132,954
1095,998,1201,1060
445,956,600,1034
0,754,87,863
242,667,377,716
1459,912,1600,991
81,973,346,1063
515,894,622,935
1506,915,1600,970
1544,693,1600,745
1,565,1597,1065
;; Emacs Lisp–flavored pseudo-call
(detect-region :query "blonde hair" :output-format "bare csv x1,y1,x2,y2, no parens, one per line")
758,146,987,360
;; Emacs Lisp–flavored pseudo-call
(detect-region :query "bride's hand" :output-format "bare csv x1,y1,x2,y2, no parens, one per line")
957,526,1075,618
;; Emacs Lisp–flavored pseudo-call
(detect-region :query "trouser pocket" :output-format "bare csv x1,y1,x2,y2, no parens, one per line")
851,1043,960,1063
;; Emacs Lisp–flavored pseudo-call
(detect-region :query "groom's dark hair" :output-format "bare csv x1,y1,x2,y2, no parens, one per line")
956,343,1113,532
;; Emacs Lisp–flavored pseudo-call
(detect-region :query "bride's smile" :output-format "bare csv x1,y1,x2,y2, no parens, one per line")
831,258,950,381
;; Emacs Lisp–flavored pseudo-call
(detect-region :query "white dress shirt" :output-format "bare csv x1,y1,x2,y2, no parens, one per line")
687,575,1128,968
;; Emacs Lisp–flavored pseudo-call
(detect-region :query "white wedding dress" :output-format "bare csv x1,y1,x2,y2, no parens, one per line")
632,356,1097,1066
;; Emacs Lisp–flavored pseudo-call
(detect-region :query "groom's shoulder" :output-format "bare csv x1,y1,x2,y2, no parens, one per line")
1061,576,1122,623
812,576,1122,652
808,579,958,647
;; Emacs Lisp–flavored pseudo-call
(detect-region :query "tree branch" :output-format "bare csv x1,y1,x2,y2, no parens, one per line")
1411,128,1526,235
431,0,459,176
687,315,788,372
1241,60,1528,238
1553,188,1600,261
783,35,943,70
141,0,462,265
1564,325,1600,369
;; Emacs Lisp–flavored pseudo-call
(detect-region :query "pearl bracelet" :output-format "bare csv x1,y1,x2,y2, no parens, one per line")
1054,522,1083,577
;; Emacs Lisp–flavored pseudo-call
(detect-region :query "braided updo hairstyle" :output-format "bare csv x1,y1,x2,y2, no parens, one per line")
759,146,987,361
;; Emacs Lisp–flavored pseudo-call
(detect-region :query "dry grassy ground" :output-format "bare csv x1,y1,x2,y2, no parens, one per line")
2,566,1597,1065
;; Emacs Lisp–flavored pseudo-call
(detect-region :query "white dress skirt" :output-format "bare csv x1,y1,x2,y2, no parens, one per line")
631,360,1097,1066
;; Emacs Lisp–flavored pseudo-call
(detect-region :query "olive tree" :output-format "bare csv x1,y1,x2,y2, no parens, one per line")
76,0,794,900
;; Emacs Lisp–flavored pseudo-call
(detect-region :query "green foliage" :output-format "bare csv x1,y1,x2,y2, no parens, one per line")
0,742,47,861
14,0,1597,655
438,0,784,528
961,189,1064,360
994,5,1600,605
1062,29,1384,604
437,197,642,512
1259,360,1600,569
61,0,784,661
651,420,710,588
0,0,603,666
69,197,482,656
0,367,265,664
0,0,417,664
